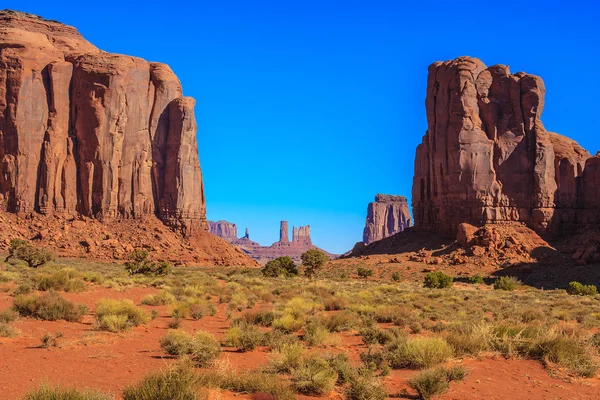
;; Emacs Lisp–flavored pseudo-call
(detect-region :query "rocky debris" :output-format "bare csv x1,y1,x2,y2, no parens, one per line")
412,56,600,239
208,220,237,242
0,10,205,236
457,223,478,248
363,194,412,245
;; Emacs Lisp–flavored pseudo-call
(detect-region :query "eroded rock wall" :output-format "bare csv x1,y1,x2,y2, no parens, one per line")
363,194,412,245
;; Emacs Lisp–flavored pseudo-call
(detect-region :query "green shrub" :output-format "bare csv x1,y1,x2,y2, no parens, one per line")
530,336,597,377
567,281,598,296
391,272,401,282
324,353,355,385
23,384,112,400
345,375,387,400
226,322,265,351
196,369,295,400
291,355,338,395
32,269,86,292
409,365,467,400
95,299,149,332
322,310,356,332
324,296,348,311
269,341,306,373
5,239,54,268
423,272,453,289
262,256,298,277
241,309,274,326
141,291,176,306
357,267,374,279
301,249,329,278
493,276,519,291
188,331,221,367
13,292,86,322
160,330,193,356
122,363,203,400
386,337,453,369
273,313,304,333
304,320,329,346
469,275,485,284
124,249,172,276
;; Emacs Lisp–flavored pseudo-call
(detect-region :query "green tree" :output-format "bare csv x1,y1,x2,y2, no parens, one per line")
301,249,329,278
262,256,298,277
5,239,54,268
124,249,172,276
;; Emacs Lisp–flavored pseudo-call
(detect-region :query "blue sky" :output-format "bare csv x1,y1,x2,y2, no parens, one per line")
8,1,599,253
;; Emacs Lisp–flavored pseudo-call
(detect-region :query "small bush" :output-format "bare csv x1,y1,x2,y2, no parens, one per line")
122,362,202,400
124,249,172,276
13,292,86,322
226,323,265,351
304,320,329,346
242,309,274,326
386,337,453,369
0,322,18,337
196,369,295,400
423,272,453,289
357,267,374,279
469,275,485,284
95,299,149,332
324,296,348,311
160,330,192,356
567,281,598,296
269,341,306,373
32,269,86,292
24,384,112,400
5,239,54,268
291,355,338,395
322,310,356,332
530,335,597,377
345,375,387,400
493,276,519,291
409,365,467,400
273,313,304,333
262,256,298,277
188,331,221,367
0,308,18,323
141,291,176,306
40,331,63,348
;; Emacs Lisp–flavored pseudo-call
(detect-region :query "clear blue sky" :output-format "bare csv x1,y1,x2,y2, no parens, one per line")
8,1,599,253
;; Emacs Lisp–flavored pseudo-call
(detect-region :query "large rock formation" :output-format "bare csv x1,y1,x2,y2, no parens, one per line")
412,56,597,238
363,194,412,245
208,220,237,242
0,10,206,235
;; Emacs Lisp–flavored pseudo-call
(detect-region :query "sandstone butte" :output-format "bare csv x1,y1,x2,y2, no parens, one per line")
363,194,412,245
0,10,254,265
211,220,336,264
412,56,598,239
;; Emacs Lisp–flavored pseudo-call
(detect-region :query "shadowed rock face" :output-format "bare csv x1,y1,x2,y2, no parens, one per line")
0,10,206,235
208,220,237,242
363,194,412,245
412,56,600,238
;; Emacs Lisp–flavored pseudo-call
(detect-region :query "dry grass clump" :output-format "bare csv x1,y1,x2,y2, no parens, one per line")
13,292,86,322
386,336,453,369
345,374,388,400
122,362,205,400
32,268,86,292
160,330,221,367
23,384,113,400
225,322,266,351
268,341,306,373
291,355,338,395
141,290,176,306
0,322,19,337
95,299,149,332
409,365,468,400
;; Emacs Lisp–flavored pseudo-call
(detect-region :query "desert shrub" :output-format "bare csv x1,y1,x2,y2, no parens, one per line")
324,353,356,384
32,269,86,292
0,308,18,323
375,305,411,323
591,332,600,349
345,374,387,400
269,341,306,373
567,281,598,296
40,331,63,348
171,302,190,319
469,275,485,284
301,249,329,278
391,272,401,282
423,272,453,289
0,322,18,337
141,291,176,306
324,296,348,311
521,308,545,323
0,270,20,282
24,384,112,400
188,331,221,367
493,276,519,291
446,324,492,356
196,369,295,400
241,309,274,326
273,313,304,333
357,267,374,279
261,256,298,277
322,310,356,332
409,366,467,400
13,292,86,322
95,299,149,332
291,355,338,395
360,326,406,346
226,322,265,351
160,330,193,356
303,320,329,346
124,249,172,277
6,239,54,268
188,301,216,320
122,362,203,400
529,335,597,377
386,337,453,369
360,348,389,372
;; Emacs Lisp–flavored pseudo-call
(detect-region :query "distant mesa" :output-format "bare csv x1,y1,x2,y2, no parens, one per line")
363,194,412,245
208,220,335,264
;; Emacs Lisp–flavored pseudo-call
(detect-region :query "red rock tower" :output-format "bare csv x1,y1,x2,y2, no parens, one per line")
279,221,290,243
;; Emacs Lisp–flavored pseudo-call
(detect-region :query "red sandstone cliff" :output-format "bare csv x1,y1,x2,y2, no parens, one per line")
0,10,205,235
363,194,412,245
208,220,237,242
412,56,597,238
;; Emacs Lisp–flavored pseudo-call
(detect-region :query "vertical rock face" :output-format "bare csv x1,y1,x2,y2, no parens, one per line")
279,221,290,242
208,220,237,242
412,56,597,238
292,225,311,245
0,10,206,235
363,194,412,245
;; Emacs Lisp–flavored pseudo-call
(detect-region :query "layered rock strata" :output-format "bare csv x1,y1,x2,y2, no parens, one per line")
363,194,412,245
